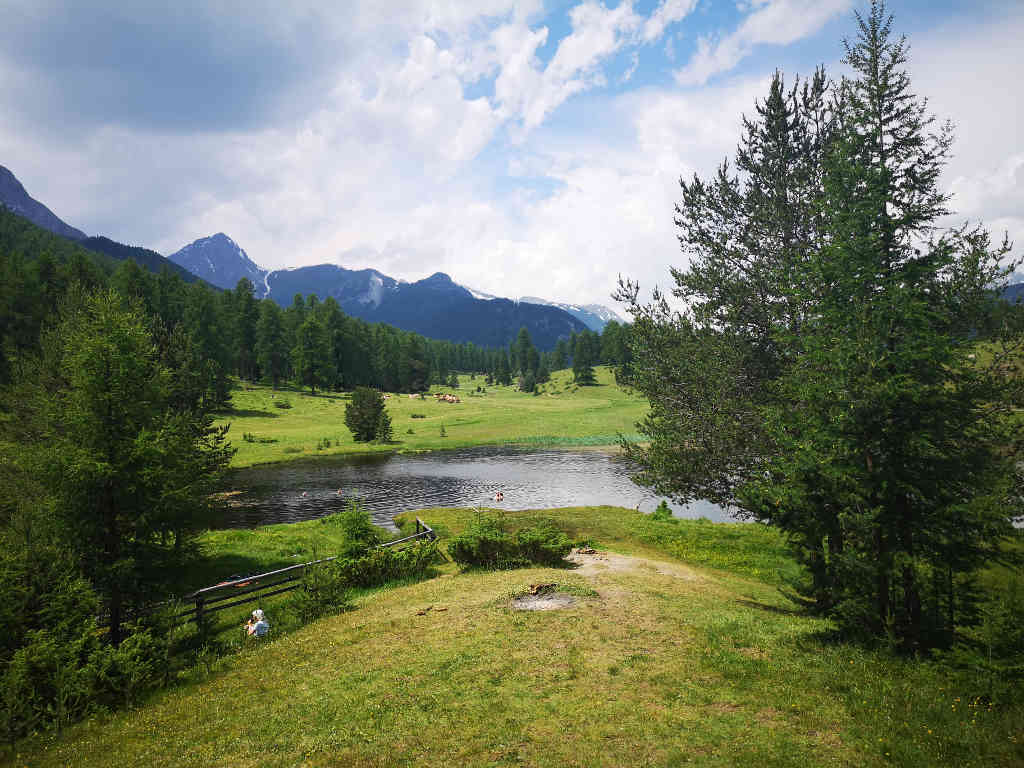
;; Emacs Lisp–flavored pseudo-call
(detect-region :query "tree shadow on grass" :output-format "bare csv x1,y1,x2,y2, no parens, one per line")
220,408,279,418
736,598,801,616
179,552,295,595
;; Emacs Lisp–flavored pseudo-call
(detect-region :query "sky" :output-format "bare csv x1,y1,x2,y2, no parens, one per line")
1,0,1021,307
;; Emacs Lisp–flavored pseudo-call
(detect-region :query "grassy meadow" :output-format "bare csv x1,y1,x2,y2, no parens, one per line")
218,366,647,468
11,506,1022,768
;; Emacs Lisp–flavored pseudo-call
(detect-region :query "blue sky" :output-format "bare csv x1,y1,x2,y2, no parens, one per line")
1,0,1021,306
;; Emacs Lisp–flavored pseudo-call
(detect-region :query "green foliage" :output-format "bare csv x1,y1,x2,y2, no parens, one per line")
17,290,233,645
286,562,353,623
572,330,598,385
940,576,1024,698
650,500,673,521
620,1,1023,649
344,386,386,442
512,521,572,567
331,541,439,588
448,512,571,570
375,409,393,443
335,502,385,558
273,398,292,409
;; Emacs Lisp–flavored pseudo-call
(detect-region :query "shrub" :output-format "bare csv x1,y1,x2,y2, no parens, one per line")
514,522,572,567
335,502,384,557
410,413,427,419
273,399,292,409
448,512,571,570
650,500,674,521
448,513,522,569
332,540,439,587
287,562,353,623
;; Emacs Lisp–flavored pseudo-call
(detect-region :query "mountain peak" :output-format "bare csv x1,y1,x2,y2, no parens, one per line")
0,164,87,240
168,233,266,292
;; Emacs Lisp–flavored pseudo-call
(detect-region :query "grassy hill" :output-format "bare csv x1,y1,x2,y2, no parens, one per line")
12,507,1022,767
219,366,648,468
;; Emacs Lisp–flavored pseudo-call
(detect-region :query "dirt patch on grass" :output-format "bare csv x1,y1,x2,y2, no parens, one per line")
512,593,577,611
566,549,699,582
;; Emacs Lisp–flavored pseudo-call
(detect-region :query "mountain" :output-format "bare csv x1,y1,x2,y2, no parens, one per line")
0,165,87,240
168,233,266,290
264,267,587,349
168,235,588,348
519,296,624,331
1002,282,1024,304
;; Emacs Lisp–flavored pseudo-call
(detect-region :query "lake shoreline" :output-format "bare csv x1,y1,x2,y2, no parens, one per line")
223,436,634,471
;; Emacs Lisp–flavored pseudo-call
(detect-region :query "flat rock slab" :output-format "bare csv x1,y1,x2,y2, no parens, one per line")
511,593,576,611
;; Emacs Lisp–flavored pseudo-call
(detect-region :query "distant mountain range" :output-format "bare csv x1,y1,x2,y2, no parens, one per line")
519,296,624,331
167,234,622,348
167,234,590,348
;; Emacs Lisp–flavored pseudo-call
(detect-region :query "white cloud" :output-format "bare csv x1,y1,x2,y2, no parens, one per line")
675,0,851,86
2,0,1019,313
642,0,698,43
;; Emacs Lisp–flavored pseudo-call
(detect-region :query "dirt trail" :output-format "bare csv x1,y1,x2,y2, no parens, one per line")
566,548,700,582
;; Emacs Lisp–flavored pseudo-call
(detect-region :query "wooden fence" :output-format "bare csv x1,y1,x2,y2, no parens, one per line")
176,517,436,625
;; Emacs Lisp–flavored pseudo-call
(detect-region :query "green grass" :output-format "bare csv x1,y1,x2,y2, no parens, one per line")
12,506,1022,767
218,366,648,467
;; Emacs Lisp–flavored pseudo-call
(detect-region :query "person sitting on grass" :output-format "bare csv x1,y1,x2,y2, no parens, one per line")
246,608,270,638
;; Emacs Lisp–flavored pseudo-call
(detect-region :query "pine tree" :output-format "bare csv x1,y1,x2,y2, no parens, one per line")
572,333,596,385
620,0,1023,648
292,317,330,393
552,339,568,371
375,409,393,443
345,387,386,442
256,300,288,388
23,291,233,644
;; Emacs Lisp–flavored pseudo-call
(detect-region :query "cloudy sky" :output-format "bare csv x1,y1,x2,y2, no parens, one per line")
1,0,1021,306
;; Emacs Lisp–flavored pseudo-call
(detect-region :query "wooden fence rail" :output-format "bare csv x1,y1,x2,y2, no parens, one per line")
176,517,436,625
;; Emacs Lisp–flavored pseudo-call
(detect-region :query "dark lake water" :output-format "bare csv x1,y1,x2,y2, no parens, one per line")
219,446,735,530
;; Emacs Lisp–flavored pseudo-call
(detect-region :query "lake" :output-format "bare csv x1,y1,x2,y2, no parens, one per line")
219,446,735,530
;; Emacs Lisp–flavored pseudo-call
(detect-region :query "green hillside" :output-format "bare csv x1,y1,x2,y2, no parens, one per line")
11,506,1022,768
219,366,648,468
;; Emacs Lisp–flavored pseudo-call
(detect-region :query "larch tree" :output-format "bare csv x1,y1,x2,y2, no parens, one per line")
620,0,1023,649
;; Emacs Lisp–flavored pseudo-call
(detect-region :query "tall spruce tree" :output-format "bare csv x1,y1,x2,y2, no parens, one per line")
256,299,289,388
620,1,1023,649
292,317,330,394
23,290,233,645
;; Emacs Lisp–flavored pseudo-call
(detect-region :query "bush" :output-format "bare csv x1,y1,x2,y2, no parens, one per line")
287,562,353,623
514,522,572,567
332,541,439,587
335,501,385,557
650,500,673,522
448,512,571,570
273,399,292,409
